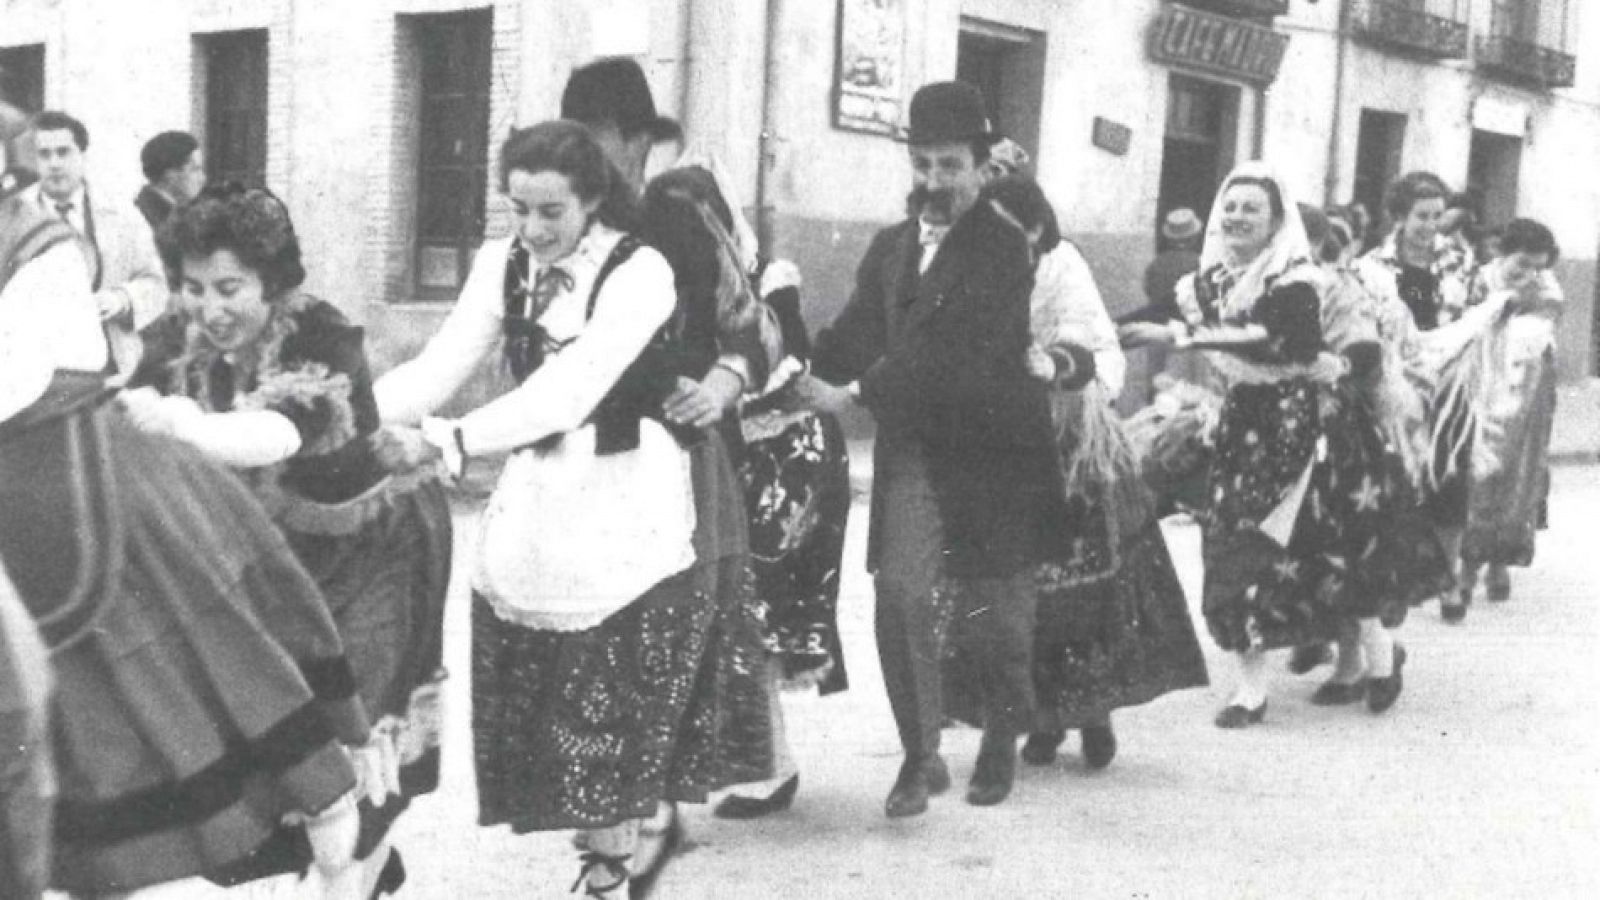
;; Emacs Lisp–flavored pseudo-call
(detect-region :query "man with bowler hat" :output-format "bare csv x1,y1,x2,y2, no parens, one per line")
795,81,1062,814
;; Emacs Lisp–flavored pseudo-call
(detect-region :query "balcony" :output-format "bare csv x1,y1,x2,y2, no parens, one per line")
1172,0,1289,20
1476,34,1576,88
1349,1,1469,59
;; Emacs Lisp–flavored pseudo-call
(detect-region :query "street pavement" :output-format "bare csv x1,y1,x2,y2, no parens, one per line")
389,461,1600,899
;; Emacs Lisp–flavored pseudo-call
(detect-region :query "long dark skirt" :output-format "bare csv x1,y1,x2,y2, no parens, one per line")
211,478,454,883
739,409,852,693
473,432,771,833
1031,515,1209,731
0,388,363,894
1202,378,1435,652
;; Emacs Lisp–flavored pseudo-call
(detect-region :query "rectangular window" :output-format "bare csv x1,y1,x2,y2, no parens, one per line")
1468,129,1522,226
409,9,492,303
197,30,269,189
0,44,46,114
1352,109,1407,232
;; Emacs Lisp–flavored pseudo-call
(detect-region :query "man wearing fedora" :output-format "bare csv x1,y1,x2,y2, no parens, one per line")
797,81,1062,815
1139,207,1204,326
559,56,775,423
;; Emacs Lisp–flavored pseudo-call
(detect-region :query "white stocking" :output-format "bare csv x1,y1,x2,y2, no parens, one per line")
1358,618,1396,678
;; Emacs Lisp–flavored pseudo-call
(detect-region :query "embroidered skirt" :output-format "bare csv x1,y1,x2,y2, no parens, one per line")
472,431,771,832
1201,378,1446,653
739,409,852,693
0,395,365,894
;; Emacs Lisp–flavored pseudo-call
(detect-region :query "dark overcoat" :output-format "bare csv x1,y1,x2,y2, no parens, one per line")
813,201,1063,578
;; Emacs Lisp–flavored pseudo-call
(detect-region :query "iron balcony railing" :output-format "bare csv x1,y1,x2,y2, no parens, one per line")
1172,0,1289,20
1476,33,1576,87
1349,0,1469,58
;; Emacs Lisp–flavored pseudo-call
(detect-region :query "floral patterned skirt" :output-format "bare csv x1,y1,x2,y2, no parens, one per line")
739,409,852,693
471,551,771,832
1201,378,1450,653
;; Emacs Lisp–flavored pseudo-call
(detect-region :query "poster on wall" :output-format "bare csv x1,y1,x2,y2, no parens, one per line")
834,0,907,137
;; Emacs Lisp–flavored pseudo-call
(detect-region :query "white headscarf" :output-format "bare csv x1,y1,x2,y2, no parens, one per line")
1198,161,1316,322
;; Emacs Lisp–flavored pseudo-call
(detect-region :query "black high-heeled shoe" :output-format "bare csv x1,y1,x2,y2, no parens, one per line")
713,774,798,819
629,807,683,899
1309,679,1366,706
1441,591,1469,624
1214,700,1268,729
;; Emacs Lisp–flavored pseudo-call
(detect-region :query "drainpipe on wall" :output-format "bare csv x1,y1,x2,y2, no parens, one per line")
1324,0,1350,205
755,0,782,256
678,0,696,131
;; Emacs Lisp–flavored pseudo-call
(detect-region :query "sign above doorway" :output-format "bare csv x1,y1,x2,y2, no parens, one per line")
1148,4,1289,85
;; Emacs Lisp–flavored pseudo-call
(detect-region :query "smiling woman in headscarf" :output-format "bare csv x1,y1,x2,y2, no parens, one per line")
1126,163,1418,727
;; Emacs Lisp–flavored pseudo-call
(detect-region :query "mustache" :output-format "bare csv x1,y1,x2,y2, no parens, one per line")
907,186,954,216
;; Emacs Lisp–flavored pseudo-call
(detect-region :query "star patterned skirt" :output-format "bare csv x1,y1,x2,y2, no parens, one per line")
1200,378,1450,653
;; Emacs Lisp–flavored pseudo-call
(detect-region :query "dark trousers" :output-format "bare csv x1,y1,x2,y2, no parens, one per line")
873,442,1037,761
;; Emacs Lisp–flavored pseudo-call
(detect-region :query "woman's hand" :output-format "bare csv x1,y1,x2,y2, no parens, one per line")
665,370,741,429
788,374,856,416
1025,345,1056,381
117,388,201,435
420,417,465,481
371,426,441,473
302,794,360,876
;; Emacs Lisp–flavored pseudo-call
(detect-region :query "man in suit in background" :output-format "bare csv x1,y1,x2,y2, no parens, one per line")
134,130,204,229
22,109,166,374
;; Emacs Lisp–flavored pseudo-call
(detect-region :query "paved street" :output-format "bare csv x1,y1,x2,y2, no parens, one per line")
391,461,1600,899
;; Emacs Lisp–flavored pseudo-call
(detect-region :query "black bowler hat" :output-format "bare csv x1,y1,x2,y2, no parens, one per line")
560,57,683,143
907,81,994,146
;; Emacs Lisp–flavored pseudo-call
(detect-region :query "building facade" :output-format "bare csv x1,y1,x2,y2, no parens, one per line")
4,0,1597,402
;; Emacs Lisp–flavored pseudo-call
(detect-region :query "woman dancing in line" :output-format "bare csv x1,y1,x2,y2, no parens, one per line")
1122,163,1414,726
1290,205,1452,705
974,175,1210,764
2,118,372,898
636,165,853,820
372,121,770,899
1351,171,1476,621
1449,219,1563,611
121,185,452,897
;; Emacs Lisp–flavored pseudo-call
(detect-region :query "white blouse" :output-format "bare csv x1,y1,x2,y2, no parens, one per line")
1031,242,1126,395
375,225,678,454
375,224,696,632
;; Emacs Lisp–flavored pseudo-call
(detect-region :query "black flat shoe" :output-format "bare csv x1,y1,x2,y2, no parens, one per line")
966,730,1018,807
1309,680,1367,706
1080,724,1117,770
1366,644,1407,714
1441,595,1468,624
629,809,682,899
885,755,945,818
1214,700,1268,729
712,775,798,820
1486,567,1511,603
1288,643,1333,675
1021,731,1066,766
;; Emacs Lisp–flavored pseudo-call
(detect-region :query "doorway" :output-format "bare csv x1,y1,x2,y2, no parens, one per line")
1155,74,1239,241
956,18,1047,161
1353,109,1407,235
1468,129,1523,227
